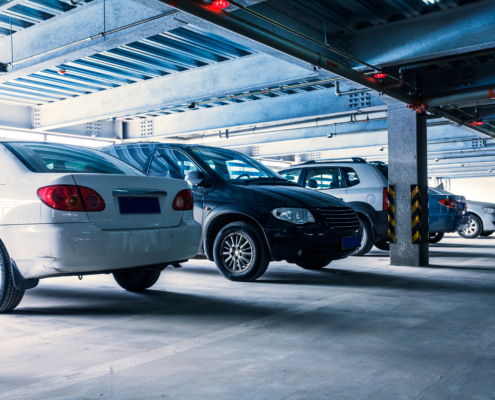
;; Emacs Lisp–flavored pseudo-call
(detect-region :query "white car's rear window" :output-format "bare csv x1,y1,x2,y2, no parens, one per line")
4,142,145,175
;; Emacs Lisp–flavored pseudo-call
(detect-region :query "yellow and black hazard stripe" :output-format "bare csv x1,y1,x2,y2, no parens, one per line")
411,185,422,244
388,185,396,243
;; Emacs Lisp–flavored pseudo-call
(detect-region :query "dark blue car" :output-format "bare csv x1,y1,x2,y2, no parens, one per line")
427,187,470,243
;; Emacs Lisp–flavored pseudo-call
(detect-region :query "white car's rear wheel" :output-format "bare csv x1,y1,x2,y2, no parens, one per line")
113,269,161,292
0,241,24,313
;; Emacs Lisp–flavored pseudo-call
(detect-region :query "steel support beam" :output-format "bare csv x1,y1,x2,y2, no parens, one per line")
388,103,429,267
0,0,186,82
0,102,33,130
35,54,314,129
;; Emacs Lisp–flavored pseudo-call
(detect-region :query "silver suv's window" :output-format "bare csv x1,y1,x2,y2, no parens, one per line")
280,168,302,183
341,167,360,187
304,167,344,190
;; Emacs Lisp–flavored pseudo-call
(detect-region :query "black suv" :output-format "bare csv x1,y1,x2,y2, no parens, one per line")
102,143,362,281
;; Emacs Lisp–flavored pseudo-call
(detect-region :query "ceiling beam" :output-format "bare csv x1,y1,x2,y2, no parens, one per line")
34,53,314,129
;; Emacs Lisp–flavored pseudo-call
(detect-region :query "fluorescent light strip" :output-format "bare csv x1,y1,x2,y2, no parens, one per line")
0,129,115,147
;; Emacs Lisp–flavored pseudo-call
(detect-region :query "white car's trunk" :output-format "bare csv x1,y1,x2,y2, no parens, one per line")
72,174,187,230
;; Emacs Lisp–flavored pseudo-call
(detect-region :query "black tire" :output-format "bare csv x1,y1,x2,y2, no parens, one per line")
374,240,390,251
429,232,445,244
457,214,482,239
481,231,495,237
213,221,270,282
351,216,373,256
0,241,25,313
295,261,331,270
113,269,161,292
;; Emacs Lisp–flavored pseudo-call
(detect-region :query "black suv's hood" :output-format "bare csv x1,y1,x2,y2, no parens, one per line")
242,185,347,208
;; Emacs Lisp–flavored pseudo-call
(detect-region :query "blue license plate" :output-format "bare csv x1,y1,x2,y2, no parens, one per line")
458,203,465,210
342,236,361,250
119,197,161,214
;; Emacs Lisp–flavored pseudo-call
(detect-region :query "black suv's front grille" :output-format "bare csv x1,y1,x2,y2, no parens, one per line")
318,207,361,230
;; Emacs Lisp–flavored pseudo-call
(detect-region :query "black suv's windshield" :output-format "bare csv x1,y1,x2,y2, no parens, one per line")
191,147,284,183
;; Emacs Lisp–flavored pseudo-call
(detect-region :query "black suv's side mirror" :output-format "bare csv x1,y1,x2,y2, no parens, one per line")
185,170,210,187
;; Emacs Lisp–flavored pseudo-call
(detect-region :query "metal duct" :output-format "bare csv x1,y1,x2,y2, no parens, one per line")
426,85,495,108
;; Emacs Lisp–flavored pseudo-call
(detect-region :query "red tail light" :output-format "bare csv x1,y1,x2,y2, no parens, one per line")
37,185,105,212
79,187,105,211
383,187,389,211
438,199,458,208
173,189,193,211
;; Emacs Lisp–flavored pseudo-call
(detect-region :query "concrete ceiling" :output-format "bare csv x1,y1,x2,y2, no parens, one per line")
1,0,495,179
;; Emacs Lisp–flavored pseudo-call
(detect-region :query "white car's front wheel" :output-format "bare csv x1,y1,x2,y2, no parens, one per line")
457,214,482,239
0,241,24,313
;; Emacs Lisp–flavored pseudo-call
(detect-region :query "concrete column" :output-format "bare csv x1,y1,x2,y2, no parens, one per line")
388,103,429,266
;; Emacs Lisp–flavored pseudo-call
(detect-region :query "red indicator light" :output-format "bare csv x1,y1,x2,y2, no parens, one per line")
57,69,66,75
472,121,484,125
212,0,229,8
374,73,387,79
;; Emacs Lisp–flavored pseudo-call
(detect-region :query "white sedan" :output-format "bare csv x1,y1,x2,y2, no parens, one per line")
0,140,202,312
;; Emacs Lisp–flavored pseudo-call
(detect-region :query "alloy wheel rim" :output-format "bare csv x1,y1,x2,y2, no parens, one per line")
221,233,254,273
463,220,478,236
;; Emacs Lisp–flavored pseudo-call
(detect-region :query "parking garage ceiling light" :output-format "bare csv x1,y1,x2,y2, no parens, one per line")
261,160,292,168
422,0,440,3
212,0,230,9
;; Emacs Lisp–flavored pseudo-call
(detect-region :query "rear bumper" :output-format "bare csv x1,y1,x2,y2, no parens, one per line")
429,214,470,233
367,210,388,242
264,225,362,263
1,219,202,279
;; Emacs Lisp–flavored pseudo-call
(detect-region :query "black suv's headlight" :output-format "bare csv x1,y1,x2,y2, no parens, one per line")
272,208,315,225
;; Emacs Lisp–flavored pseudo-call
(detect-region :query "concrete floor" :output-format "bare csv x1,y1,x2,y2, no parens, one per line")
1,235,495,400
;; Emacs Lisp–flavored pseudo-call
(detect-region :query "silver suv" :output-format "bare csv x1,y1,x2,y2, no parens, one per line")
279,158,388,256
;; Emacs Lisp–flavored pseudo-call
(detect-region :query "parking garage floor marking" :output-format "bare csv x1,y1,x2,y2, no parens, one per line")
456,257,489,266
0,316,132,350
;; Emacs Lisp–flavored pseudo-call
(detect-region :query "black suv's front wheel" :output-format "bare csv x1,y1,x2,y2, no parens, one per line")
213,222,270,282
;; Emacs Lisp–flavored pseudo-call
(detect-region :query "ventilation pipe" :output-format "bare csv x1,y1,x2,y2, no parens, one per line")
158,0,494,137
426,85,495,108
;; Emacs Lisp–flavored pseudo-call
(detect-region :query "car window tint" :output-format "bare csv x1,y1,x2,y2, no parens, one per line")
5,142,144,175
341,167,360,187
192,148,270,181
304,167,344,190
149,148,200,180
102,146,153,172
280,169,302,183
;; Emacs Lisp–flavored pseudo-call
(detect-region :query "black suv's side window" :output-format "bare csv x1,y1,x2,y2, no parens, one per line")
104,146,153,173
280,169,302,184
149,148,200,180
304,167,344,190
341,167,360,187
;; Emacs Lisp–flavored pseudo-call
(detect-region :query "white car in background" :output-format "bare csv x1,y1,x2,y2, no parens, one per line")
0,141,202,313
457,200,495,238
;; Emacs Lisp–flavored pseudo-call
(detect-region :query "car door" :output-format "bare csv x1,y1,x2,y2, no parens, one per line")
302,166,347,201
148,147,205,229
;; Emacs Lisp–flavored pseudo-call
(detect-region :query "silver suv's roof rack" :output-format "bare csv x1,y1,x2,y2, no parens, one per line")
301,157,367,165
